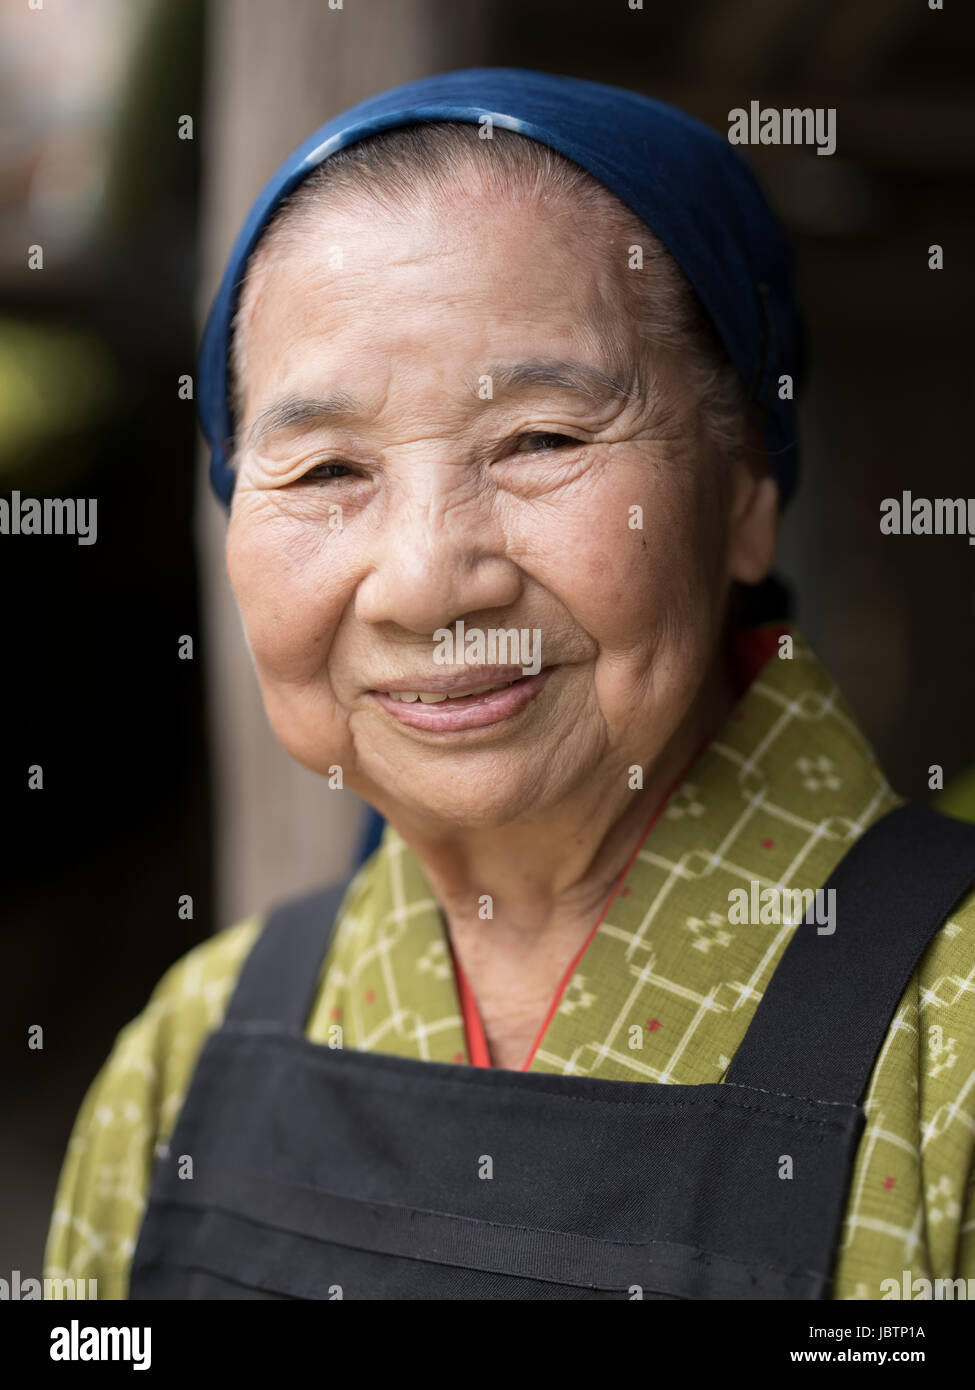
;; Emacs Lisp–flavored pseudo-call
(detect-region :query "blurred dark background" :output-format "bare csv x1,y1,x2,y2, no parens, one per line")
2,0,973,1277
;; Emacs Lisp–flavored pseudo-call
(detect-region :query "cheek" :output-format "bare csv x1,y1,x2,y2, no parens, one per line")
226,506,349,682
536,461,727,743
519,459,720,655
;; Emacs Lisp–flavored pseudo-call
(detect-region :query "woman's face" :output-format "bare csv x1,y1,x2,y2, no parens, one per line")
226,183,775,830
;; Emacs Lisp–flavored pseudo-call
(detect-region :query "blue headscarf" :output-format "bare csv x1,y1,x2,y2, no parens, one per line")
199,66,805,509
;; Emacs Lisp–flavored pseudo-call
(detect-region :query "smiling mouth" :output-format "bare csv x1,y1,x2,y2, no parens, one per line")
369,666,556,731
381,678,520,705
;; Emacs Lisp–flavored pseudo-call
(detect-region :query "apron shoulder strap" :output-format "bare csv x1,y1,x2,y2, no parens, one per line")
725,802,975,1104
223,875,354,1030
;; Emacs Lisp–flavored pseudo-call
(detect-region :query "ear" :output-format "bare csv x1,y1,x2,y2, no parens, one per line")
727,467,779,585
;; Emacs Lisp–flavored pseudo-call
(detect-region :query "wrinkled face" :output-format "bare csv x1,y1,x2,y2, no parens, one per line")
226,182,772,831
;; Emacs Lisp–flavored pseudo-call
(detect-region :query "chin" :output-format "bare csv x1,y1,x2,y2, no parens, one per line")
387,787,537,833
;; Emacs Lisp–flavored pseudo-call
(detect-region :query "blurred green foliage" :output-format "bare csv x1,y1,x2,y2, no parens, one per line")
0,317,118,487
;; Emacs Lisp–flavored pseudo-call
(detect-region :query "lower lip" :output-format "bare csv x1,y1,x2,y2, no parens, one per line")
370,668,555,732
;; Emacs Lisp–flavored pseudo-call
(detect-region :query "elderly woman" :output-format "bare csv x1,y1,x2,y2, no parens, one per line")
46,68,975,1302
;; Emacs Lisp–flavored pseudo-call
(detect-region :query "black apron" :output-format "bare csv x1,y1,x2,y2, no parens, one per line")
129,803,975,1300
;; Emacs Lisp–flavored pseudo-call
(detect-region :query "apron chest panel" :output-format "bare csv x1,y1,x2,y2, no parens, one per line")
130,1027,860,1300
128,805,975,1301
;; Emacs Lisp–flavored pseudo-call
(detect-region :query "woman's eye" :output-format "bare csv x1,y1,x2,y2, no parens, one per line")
300,461,353,482
512,432,581,454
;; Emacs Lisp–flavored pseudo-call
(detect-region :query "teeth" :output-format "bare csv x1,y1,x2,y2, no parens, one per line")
385,681,514,703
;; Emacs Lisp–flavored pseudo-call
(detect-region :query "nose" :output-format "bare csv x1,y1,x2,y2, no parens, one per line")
354,477,523,636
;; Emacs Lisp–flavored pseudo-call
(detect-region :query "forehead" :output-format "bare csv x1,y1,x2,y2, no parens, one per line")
238,189,639,410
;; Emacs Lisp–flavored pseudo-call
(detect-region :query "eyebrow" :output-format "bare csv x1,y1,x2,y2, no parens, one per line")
246,392,362,449
472,358,640,405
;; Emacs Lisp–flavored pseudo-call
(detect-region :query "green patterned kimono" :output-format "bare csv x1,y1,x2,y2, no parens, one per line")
45,629,975,1299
